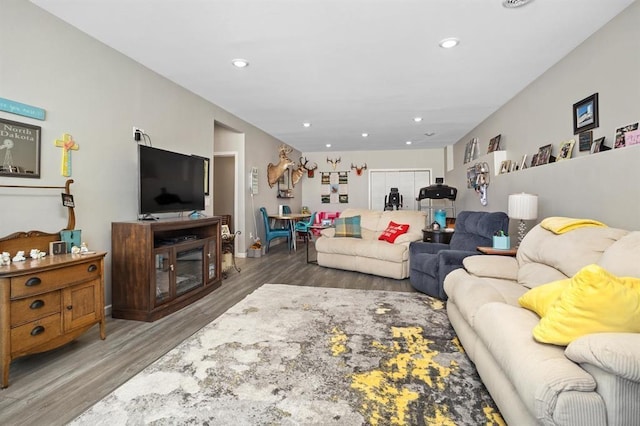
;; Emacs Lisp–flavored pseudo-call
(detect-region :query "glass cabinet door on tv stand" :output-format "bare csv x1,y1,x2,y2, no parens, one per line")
154,240,207,307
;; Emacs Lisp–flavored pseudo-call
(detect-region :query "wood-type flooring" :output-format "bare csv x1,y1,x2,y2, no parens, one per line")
1,242,416,425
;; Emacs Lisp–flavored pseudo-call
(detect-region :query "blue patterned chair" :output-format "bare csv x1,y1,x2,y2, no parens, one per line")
409,211,509,300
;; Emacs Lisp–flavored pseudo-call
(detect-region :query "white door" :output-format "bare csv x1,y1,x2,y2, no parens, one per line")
368,169,431,210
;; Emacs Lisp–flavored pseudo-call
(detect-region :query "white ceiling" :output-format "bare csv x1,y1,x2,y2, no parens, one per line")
31,0,634,152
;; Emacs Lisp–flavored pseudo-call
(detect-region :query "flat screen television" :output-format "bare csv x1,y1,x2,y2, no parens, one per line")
138,145,205,217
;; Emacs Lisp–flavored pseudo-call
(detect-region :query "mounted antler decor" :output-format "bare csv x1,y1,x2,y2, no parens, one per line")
327,157,341,170
350,163,367,176
267,145,295,188
306,160,318,178
291,157,309,187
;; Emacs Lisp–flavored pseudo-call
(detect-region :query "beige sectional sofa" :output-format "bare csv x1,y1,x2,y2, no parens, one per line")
315,208,426,279
444,223,640,425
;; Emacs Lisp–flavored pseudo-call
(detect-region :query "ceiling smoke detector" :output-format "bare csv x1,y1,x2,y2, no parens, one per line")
502,0,533,8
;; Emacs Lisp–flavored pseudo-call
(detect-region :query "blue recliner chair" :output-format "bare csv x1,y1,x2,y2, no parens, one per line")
260,207,291,252
409,211,509,300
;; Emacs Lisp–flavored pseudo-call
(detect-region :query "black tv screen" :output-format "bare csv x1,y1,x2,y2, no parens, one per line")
138,145,205,215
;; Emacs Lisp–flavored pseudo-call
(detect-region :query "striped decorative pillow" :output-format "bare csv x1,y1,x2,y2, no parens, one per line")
334,216,362,238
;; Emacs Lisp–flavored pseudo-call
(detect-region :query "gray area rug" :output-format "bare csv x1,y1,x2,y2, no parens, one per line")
70,284,503,425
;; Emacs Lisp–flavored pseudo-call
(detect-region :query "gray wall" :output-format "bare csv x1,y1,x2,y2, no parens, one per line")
0,0,291,307
446,1,640,233
300,148,445,213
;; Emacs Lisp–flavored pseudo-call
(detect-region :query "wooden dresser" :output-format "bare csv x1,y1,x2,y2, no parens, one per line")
0,179,106,388
0,252,106,388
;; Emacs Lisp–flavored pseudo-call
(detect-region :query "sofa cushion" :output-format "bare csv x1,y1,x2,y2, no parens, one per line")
463,255,518,281
378,221,409,243
444,268,527,327
598,231,640,278
516,225,628,286
531,264,640,346
334,216,362,238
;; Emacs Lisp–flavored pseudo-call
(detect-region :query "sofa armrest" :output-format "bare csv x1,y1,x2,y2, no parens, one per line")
320,228,335,238
565,333,640,382
463,255,519,281
409,241,450,255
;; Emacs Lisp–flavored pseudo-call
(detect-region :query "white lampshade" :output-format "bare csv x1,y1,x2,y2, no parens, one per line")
508,193,538,220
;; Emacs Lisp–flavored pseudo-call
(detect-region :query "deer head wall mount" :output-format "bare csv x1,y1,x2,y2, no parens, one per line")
327,157,341,170
267,145,295,188
350,163,367,176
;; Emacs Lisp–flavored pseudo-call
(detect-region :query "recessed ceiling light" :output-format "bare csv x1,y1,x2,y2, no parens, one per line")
326,143,331,148
503,0,533,8
439,38,459,49
362,133,369,137
231,58,249,68
406,141,412,145
303,122,311,128
413,117,422,122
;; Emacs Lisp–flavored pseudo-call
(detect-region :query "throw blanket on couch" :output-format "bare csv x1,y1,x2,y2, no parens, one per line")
540,217,606,234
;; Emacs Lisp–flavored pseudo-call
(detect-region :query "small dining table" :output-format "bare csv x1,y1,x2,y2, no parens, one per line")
267,213,311,250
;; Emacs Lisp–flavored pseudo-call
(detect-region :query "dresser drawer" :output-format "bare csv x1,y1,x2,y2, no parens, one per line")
10,291,61,328
10,261,102,299
11,313,62,355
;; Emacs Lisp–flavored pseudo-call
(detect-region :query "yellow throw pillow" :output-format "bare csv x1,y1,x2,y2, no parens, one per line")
519,278,571,317
532,264,640,346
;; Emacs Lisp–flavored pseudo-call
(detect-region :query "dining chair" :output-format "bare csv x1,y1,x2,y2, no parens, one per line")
294,212,317,242
259,207,291,252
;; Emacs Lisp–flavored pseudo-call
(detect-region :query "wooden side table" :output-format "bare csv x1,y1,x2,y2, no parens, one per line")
422,229,454,244
477,246,518,256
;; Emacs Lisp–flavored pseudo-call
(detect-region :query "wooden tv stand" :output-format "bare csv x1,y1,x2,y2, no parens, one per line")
111,217,222,322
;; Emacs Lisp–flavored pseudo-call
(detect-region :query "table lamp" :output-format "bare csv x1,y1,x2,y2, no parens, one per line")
508,193,538,247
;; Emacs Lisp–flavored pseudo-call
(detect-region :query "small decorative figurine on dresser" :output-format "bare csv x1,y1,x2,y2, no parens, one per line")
0,252,10,266
29,248,46,259
11,251,25,262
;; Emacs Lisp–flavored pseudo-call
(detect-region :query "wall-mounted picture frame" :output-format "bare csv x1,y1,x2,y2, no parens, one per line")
464,138,477,164
61,193,75,207
557,139,575,161
573,93,599,135
0,118,41,178
578,131,593,151
487,134,501,153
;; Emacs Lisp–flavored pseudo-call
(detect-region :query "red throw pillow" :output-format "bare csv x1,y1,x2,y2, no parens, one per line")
378,221,410,243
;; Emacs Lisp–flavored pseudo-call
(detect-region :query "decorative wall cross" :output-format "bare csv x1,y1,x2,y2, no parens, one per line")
54,133,79,177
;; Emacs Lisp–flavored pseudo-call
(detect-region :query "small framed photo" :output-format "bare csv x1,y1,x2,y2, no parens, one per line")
519,154,528,170
573,93,599,135
487,134,501,153
557,139,575,161
61,193,75,207
221,225,231,237
49,241,67,255
536,144,553,165
530,153,538,168
614,122,639,148
590,137,606,153
499,160,511,174
578,131,593,152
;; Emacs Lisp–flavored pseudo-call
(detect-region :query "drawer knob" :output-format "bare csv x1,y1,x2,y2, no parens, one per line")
29,300,45,310
88,264,98,272
66,305,73,311
30,326,45,336
25,277,42,287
